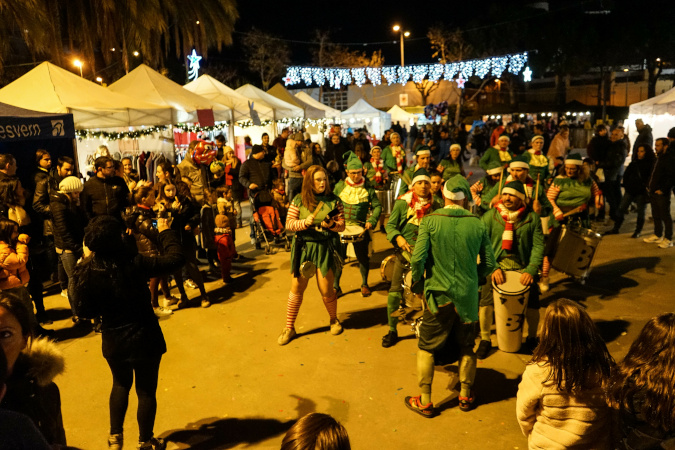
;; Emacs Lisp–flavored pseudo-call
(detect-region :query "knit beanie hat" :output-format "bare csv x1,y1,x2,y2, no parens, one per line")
443,174,470,200
486,161,504,175
450,143,461,151
59,176,83,194
250,145,264,155
411,167,431,185
342,151,363,170
565,153,583,165
291,132,304,141
215,214,230,229
509,154,530,169
502,180,526,201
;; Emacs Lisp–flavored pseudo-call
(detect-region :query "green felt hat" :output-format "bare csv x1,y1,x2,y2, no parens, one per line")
443,174,470,200
565,153,583,166
343,151,363,170
411,167,431,185
502,180,526,201
415,145,431,157
486,161,504,175
509,154,530,169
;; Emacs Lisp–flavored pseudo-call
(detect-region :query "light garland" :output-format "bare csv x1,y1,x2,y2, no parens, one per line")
174,122,231,133
284,52,528,87
76,126,169,140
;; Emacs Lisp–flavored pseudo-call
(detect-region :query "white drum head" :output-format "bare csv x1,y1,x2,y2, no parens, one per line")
493,270,529,295
341,225,365,237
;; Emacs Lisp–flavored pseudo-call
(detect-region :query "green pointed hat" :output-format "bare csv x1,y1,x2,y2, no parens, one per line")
343,151,363,170
502,180,526,201
411,167,431,185
443,174,471,200
565,153,583,166
509,154,530,169
486,161,504,175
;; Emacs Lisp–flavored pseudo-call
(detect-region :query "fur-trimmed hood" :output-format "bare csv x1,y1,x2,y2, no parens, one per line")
19,337,65,387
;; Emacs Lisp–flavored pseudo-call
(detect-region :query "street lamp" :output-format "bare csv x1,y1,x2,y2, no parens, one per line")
96,77,103,84
73,59,83,77
392,25,410,67
623,68,629,106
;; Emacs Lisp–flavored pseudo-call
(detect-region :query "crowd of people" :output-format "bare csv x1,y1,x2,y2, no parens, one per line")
0,115,674,449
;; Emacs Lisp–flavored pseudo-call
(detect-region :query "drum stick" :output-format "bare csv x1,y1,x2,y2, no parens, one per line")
535,173,540,199
498,168,504,195
562,206,584,218
312,201,325,219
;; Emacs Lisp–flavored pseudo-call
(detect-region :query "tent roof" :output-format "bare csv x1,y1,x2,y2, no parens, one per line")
109,64,229,122
294,91,341,119
629,86,675,116
0,62,173,129
267,83,325,119
0,102,69,118
342,98,389,117
184,75,274,122
235,84,303,120
387,104,417,123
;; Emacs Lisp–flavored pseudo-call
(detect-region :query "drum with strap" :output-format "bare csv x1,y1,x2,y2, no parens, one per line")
340,225,365,258
551,224,602,281
493,270,530,352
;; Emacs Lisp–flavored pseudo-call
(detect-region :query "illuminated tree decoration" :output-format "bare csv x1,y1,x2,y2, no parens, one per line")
459,61,474,78
326,68,338,88
300,67,313,85
352,67,367,87
312,68,326,86
366,67,382,86
187,49,202,81
474,59,491,78
491,56,508,78
337,68,352,88
397,66,412,85
508,52,528,75
382,66,398,85
427,64,444,82
444,62,459,80
412,65,428,83
284,67,301,86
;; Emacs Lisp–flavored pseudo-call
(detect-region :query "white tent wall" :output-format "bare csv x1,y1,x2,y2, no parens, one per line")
340,99,392,138
233,123,276,160
627,86,675,153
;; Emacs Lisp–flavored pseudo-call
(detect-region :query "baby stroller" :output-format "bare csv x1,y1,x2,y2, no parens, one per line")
251,190,291,254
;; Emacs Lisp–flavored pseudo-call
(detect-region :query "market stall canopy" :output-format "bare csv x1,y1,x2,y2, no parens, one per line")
0,62,173,129
109,64,229,124
235,84,303,120
294,91,341,119
267,83,325,119
184,75,274,122
387,105,417,127
0,102,75,141
341,98,391,137
628,87,675,146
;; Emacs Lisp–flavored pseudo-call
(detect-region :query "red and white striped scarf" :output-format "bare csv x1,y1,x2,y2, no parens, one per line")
370,157,384,184
495,202,526,251
409,192,432,220
345,177,365,188
391,146,405,173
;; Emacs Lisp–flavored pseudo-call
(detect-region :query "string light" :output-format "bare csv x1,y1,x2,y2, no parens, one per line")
491,56,508,78
382,66,398,85
76,126,169,140
352,67,366,87
412,65,428,83
300,67,313,85
366,67,381,86
427,64,444,82
444,62,459,80
397,66,412,85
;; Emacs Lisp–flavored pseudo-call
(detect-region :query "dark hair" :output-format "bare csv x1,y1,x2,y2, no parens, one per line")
0,218,19,245
156,181,176,204
606,313,675,431
301,165,330,210
121,157,132,164
656,137,669,148
531,299,614,393
430,172,443,179
175,181,193,203
156,161,178,183
0,342,7,386
595,124,607,133
57,156,74,168
133,185,154,205
35,149,50,164
559,125,570,132
272,178,285,189
0,178,23,207
214,134,226,143
0,154,16,170
634,144,655,162
281,413,350,450
84,215,125,256
261,132,269,139
0,294,33,339
94,156,112,171
215,185,231,198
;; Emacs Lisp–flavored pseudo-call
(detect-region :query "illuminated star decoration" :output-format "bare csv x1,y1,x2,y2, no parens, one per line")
455,76,466,89
187,49,202,81
283,76,292,85
523,66,532,82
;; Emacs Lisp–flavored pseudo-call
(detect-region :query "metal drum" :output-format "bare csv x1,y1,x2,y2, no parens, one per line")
551,225,602,280
380,255,397,281
376,189,393,216
390,177,404,206
493,271,530,353
339,225,365,244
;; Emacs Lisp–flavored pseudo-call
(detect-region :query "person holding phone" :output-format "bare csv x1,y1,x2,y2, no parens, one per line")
277,165,345,346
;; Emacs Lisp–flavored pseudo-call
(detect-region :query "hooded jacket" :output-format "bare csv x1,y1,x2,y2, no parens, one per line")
81,175,130,222
0,237,30,289
2,337,67,446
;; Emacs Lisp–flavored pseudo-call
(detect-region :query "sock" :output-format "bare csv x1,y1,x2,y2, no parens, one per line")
526,308,540,339
322,293,338,322
420,393,431,405
479,306,493,341
541,256,550,278
386,292,402,331
285,292,303,329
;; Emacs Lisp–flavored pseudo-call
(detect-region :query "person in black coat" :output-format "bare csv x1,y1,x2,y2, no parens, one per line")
324,134,350,177
70,215,184,450
81,156,130,223
601,129,628,224
609,145,655,237
643,138,675,247
239,146,273,247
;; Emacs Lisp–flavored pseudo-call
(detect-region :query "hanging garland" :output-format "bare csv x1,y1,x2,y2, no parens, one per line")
174,122,231,133
76,125,169,140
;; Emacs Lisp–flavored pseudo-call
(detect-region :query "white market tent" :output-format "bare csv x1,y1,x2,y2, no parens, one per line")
184,75,274,122
294,91,341,120
387,105,417,129
0,62,173,129
109,64,229,123
267,83,325,119
235,84,303,120
341,98,391,138
627,86,675,146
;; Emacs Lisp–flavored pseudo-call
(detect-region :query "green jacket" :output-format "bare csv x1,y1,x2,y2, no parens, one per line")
411,206,496,321
479,146,512,171
363,161,388,189
437,159,463,181
480,208,544,277
333,180,382,227
382,145,407,173
385,195,443,248
396,166,418,197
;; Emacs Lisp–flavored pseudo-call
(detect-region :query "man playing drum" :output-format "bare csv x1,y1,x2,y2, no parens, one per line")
397,147,432,197
405,175,495,416
333,152,382,297
383,168,443,348
476,180,545,359
470,161,504,216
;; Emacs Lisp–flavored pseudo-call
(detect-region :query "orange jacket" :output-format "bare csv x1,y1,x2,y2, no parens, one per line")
0,235,30,289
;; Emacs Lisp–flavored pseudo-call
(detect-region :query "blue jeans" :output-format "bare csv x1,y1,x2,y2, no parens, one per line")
287,177,303,204
58,251,79,316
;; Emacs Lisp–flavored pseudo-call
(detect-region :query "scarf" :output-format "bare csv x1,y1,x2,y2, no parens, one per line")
401,191,431,221
370,157,384,184
498,147,512,162
345,177,365,189
495,202,526,251
391,146,405,173
224,164,235,186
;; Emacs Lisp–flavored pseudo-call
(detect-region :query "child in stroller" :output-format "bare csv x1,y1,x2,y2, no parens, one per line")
251,189,291,254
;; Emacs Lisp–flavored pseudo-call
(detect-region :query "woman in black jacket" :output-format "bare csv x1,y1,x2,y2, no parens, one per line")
70,215,184,450
609,144,655,237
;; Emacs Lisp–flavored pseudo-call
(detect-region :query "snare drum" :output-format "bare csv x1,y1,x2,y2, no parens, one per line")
340,225,365,243
376,189,393,216
380,254,397,281
551,225,602,279
493,270,531,353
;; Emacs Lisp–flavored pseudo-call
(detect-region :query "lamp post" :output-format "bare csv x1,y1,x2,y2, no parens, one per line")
73,59,83,77
623,68,629,106
392,25,410,67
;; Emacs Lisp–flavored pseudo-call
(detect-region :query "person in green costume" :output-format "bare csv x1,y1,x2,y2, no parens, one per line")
333,152,382,297
363,146,388,190
382,168,443,348
479,134,513,171
436,143,466,181
405,175,496,417
523,135,550,183
397,147,432,197
381,132,407,177
470,161,504,216
278,166,346,346
476,180,545,359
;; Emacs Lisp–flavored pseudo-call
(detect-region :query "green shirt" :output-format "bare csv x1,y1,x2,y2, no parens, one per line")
479,146,512,171
333,180,382,227
382,145,407,173
437,159,463,181
385,194,443,248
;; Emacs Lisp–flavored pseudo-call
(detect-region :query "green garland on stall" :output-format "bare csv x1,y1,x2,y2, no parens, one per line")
76,126,169,140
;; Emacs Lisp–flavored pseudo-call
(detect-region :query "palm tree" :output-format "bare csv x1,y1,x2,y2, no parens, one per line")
0,0,53,74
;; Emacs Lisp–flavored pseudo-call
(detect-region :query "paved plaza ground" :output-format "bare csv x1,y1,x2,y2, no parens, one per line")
42,192,674,449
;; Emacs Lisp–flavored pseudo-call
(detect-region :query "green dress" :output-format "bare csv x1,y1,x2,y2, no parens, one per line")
289,194,344,277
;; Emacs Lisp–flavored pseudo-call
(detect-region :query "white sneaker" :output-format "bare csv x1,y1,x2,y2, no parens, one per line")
538,276,550,293
61,290,68,299
153,306,173,317
658,239,673,249
163,296,179,308
643,234,663,243
278,328,296,345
